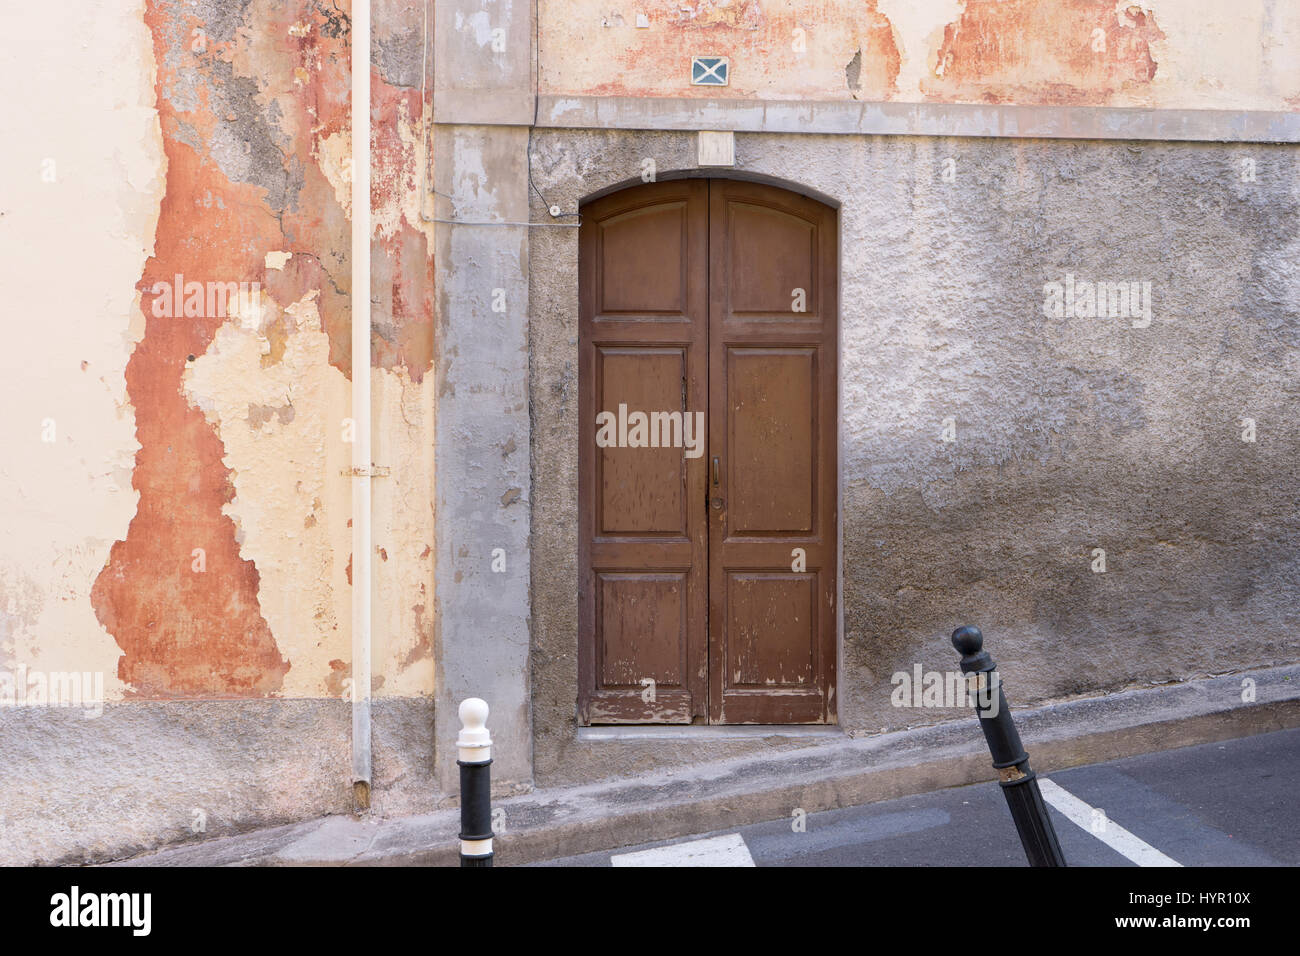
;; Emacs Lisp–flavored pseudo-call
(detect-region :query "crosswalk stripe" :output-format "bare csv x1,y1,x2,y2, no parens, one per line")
1039,778,1181,867
610,833,756,867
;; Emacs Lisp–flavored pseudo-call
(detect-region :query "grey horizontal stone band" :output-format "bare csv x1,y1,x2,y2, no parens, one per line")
531,95,1300,144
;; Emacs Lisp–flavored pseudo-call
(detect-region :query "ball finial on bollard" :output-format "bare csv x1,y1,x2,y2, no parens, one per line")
951,625,984,655
947,623,1067,866
457,697,491,752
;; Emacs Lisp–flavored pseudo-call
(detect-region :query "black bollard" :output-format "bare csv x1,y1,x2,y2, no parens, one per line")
457,698,494,867
952,626,1066,867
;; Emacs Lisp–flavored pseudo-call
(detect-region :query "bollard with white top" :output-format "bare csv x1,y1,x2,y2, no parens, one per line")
457,697,494,867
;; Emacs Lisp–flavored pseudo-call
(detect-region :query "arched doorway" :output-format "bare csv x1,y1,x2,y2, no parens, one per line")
578,178,838,724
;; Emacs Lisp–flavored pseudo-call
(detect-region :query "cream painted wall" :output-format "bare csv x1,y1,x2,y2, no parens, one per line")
540,0,1300,111
0,1,160,702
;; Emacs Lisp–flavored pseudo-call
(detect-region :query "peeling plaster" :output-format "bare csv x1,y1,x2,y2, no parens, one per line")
922,0,1165,105
184,292,351,698
88,0,436,698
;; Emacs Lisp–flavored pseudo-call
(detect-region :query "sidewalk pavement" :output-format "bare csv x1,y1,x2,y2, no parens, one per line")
536,728,1300,866
111,663,1300,867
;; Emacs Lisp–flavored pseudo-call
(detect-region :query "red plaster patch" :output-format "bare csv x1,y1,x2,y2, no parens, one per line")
370,76,434,383
91,135,291,697
924,0,1165,105
402,596,433,669
324,658,350,698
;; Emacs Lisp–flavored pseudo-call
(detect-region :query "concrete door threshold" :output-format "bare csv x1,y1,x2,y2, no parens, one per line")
111,663,1300,867
577,724,846,741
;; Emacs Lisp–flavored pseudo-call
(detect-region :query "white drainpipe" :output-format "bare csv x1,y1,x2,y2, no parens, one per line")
350,0,373,809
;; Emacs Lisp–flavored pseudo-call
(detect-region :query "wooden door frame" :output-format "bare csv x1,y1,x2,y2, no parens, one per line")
577,173,841,726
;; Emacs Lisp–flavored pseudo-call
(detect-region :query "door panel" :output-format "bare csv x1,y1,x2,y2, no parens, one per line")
595,347,688,534
598,572,687,686
579,178,837,725
727,348,816,534
724,203,817,317
598,202,689,314
726,572,816,687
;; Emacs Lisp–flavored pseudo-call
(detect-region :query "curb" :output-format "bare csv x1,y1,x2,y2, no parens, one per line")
115,663,1300,867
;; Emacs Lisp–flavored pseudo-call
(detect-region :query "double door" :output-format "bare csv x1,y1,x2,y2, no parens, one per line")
579,178,838,724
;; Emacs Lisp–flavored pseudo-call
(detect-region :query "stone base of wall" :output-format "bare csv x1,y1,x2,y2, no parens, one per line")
0,696,434,866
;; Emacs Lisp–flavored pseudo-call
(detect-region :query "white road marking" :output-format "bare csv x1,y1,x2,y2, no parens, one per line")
1038,778,1182,867
611,833,756,867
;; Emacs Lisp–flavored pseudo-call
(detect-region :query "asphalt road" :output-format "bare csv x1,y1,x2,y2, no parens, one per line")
532,727,1299,866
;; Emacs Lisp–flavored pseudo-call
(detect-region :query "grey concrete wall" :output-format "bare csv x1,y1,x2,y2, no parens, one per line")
434,0,534,125
431,124,534,794
527,128,1300,787
0,698,435,866
431,0,535,794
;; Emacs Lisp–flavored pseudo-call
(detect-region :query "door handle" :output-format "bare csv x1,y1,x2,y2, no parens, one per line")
712,456,719,486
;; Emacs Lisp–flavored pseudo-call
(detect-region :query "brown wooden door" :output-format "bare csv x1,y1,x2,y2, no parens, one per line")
579,178,837,725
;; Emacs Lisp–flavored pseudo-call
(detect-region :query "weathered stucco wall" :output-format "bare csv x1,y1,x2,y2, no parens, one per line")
541,0,1300,111
0,0,438,864
527,128,1300,786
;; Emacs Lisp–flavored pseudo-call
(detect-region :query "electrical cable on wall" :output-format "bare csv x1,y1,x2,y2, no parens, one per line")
419,0,578,228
